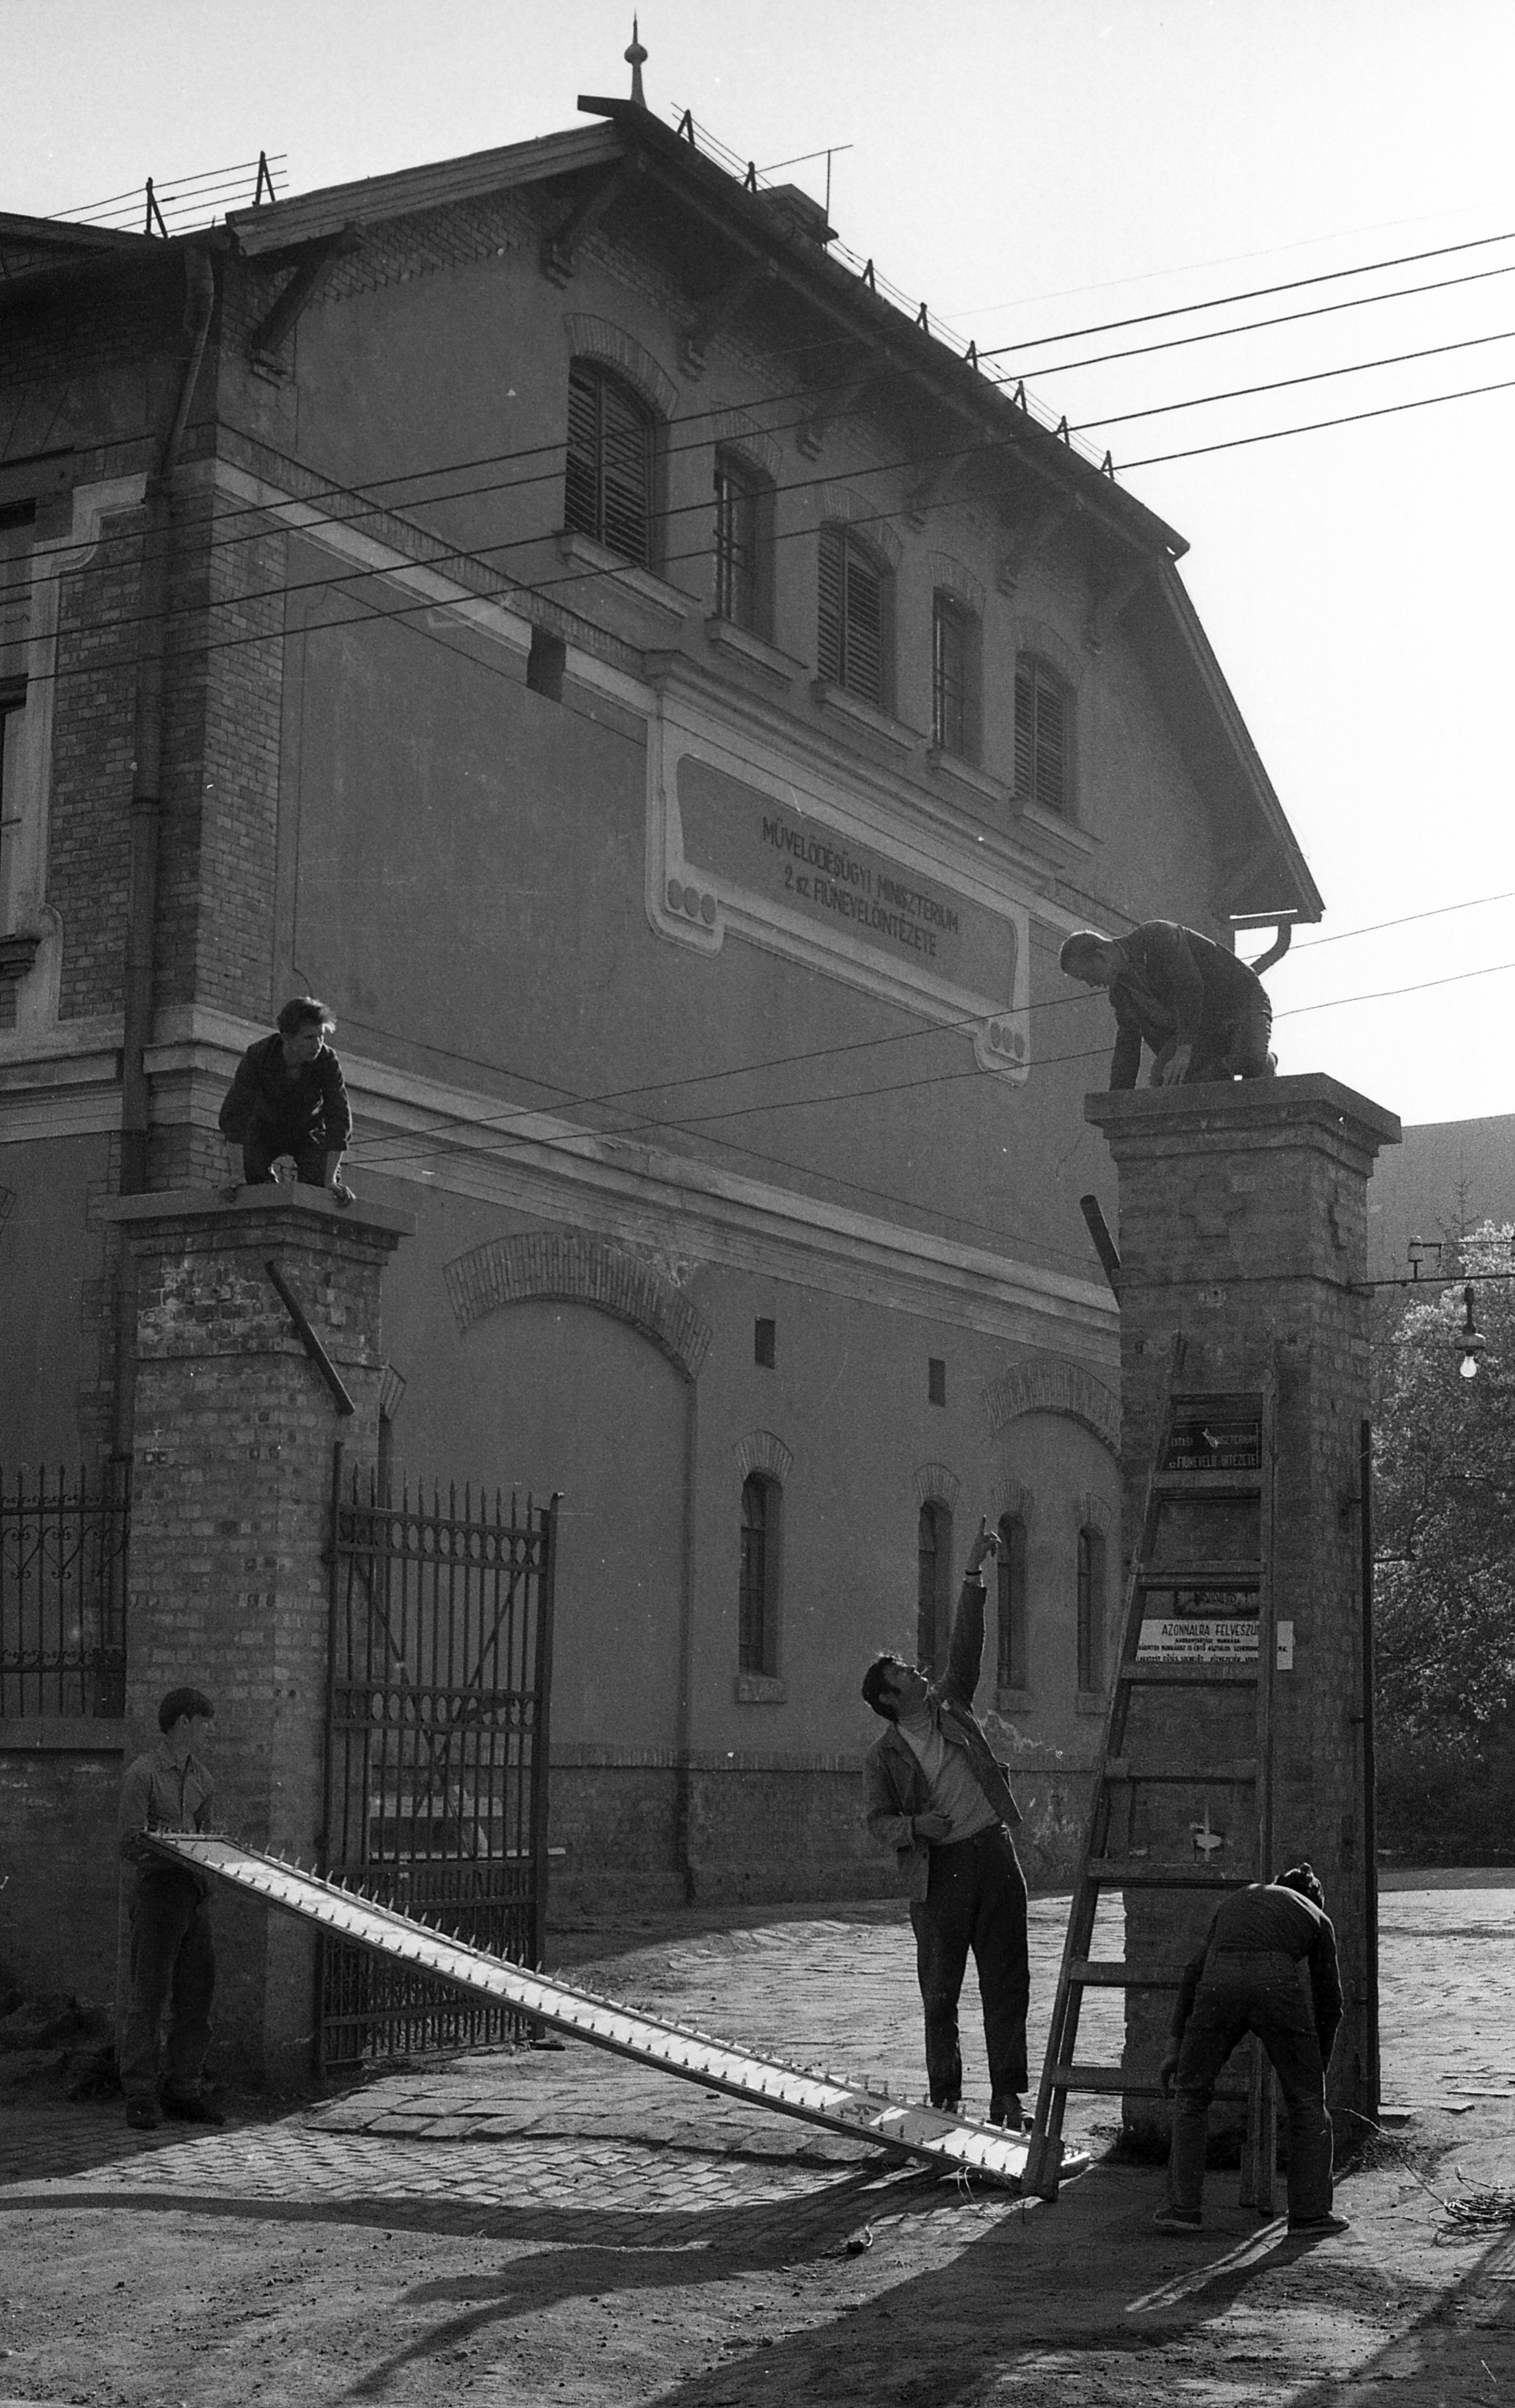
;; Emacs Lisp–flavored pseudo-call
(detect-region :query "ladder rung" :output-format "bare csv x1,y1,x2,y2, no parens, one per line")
1118,1661,1260,1687
1085,1860,1254,1889
1071,1959,1188,1987
1136,1562,1260,1586
1050,2063,1250,2101
1105,1758,1257,1785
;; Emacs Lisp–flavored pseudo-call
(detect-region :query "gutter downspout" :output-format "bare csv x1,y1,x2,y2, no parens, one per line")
110,243,216,1454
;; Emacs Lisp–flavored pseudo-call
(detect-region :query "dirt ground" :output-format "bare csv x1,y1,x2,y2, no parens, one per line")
2,1874,1514,2407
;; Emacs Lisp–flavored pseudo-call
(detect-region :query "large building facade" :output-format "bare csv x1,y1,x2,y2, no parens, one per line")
0,66,1320,1912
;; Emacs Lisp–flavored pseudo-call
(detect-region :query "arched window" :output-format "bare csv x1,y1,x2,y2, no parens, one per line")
713,449,771,634
740,1472,781,1676
1014,653,1071,814
1077,1523,1108,1694
818,522,890,708
564,360,656,567
932,590,980,761
917,1500,951,1672
996,1513,1029,1690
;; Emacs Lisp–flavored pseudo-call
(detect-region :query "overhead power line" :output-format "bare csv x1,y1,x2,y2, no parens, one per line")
1118,368,1515,471
978,224,1515,358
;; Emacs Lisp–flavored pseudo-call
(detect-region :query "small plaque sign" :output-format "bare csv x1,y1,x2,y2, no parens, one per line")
1137,1617,1294,1669
1163,1417,1262,1473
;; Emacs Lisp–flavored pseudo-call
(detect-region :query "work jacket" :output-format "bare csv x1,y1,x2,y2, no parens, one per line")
1171,1882,1344,2063
1108,921,1268,1090
864,1575,1020,1901
219,1032,353,1150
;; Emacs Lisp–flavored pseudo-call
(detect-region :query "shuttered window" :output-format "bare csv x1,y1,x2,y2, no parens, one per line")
932,592,977,759
1014,655,1069,813
564,361,655,567
996,1514,1029,1690
818,523,889,708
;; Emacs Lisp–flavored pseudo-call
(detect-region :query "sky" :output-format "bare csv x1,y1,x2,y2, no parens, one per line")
5,0,1514,1137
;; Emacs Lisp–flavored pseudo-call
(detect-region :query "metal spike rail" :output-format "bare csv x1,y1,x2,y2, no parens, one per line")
145,1833,1083,2192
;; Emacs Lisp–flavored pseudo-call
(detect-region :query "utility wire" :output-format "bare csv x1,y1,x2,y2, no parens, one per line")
1014,255,1515,383
977,224,1515,357
18,297,1515,664
1119,368,1515,471
1076,323,1515,435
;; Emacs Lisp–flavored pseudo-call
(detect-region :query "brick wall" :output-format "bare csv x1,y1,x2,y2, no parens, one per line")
0,1722,124,2010
104,1185,412,2085
1085,1075,1400,2139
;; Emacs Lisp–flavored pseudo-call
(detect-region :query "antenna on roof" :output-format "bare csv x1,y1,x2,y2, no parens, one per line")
625,16,648,109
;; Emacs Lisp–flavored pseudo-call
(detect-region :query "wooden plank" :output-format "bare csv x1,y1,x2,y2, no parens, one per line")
1136,1563,1261,1587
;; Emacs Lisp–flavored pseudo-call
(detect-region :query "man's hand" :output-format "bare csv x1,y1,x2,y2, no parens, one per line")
967,1516,1001,1576
1158,1042,1194,1088
912,1813,953,1842
1157,2049,1181,2099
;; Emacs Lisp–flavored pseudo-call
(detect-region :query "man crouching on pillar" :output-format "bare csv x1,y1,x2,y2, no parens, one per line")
862,1520,1030,2128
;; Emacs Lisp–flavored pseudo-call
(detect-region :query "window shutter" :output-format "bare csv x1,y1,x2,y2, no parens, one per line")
600,376,652,566
1014,661,1035,795
843,544,884,707
1035,674,1066,812
817,525,844,682
564,366,600,543
739,1474,769,1674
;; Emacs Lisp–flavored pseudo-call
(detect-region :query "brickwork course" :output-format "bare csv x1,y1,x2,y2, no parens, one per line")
1085,1075,1401,2139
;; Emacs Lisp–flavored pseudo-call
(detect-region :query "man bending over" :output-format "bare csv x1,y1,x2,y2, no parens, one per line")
1060,921,1274,1089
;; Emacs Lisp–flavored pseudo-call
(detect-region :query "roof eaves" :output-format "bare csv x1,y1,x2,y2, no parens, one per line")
1143,560,1323,923
577,95,1187,567
225,121,623,258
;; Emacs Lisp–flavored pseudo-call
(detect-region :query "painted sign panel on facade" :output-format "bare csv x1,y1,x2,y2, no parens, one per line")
647,726,1030,1078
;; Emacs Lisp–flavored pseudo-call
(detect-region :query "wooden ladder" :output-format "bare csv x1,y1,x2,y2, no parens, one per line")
1023,1366,1280,2203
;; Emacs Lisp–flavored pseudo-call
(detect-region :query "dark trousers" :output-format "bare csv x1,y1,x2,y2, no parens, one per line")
909,1824,1029,2111
1152,997,1274,1086
241,1125,330,1186
1167,1951,1334,2221
119,1874,215,2104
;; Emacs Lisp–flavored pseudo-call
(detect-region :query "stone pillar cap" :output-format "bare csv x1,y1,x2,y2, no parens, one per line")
1085,1072,1400,1153
98,1184,418,1239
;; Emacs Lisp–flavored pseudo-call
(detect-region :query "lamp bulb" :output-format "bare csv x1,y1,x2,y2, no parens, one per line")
1460,1354,1480,1380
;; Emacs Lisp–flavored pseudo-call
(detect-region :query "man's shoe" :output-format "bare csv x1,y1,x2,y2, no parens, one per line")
1152,2209,1204,2233
1287,2211,1349,2234
125,2100,160,2130
161,2093,225,2127
931,2096,962,2117
989,2094,1025,2130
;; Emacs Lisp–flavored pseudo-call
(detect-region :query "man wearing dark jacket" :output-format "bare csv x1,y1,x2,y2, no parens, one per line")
862,1520,1028,2126
1155,1863,1347,2234
219,996,354,1193
1060,921,1274,1089
117,1687,225,2130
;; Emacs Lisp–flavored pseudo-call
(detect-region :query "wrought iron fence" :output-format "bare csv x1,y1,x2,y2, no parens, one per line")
321,1448,556,2070
0,1463,129,1716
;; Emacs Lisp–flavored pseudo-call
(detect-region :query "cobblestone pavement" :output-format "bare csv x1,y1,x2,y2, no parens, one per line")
0,1883,1508,2407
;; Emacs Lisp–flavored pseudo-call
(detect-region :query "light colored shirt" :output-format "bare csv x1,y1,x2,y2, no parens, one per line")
898,1715,999,1843
118,1738,214,1889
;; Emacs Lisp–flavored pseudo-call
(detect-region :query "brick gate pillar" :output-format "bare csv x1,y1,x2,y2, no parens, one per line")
1084,1074,1400,2139
101,1186,414,2087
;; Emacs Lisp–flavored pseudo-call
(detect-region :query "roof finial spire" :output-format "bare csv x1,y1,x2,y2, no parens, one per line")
625,15,648,108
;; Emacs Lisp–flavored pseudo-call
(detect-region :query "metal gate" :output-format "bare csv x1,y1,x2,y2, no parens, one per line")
0,1462,129,1718
320,1446,557,2072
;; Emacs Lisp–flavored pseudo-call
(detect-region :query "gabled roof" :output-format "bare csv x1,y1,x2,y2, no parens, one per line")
225,125,622,259
0,212,152,291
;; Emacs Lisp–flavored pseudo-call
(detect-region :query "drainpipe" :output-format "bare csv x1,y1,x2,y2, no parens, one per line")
110,243,217,1454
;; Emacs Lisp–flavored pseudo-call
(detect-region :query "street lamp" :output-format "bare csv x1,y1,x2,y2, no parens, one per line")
1456,1284,1486,1380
